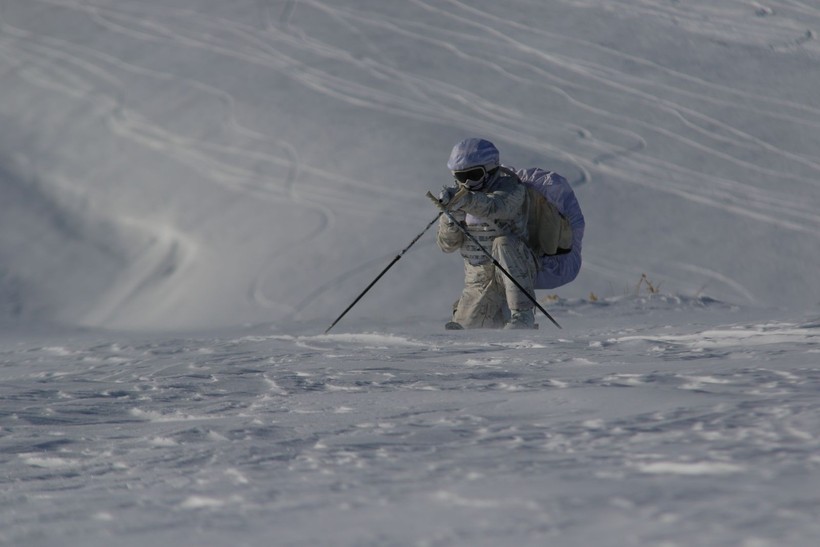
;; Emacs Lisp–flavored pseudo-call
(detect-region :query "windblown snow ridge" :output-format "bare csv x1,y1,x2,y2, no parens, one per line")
0,154,190,328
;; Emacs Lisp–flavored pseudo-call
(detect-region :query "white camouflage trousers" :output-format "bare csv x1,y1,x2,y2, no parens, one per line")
453,236,537,328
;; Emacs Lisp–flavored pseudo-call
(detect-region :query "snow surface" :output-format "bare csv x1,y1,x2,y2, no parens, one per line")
2,301,820,546
2,0,820,545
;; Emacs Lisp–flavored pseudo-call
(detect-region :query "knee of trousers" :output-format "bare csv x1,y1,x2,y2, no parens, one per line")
491,236,533,269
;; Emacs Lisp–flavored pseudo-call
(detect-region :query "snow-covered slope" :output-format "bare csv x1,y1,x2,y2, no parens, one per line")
3,3,820,545
2,0,819,329
2,299,819,546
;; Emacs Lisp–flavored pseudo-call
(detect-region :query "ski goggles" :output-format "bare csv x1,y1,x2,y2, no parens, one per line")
452,166,487,189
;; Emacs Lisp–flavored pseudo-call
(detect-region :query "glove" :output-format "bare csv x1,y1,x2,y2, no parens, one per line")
440,209,465,232
447,209,466,224
439,185,469,212
439,186,458,207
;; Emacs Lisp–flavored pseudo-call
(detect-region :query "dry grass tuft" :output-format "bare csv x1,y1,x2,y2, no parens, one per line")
636,273,661,295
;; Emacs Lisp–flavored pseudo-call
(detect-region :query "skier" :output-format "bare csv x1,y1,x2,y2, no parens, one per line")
437,138,538,329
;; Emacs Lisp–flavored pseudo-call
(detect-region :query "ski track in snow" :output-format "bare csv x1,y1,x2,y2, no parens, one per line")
1,300,820,545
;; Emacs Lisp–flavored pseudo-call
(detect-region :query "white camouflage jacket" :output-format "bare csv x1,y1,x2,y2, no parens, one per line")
436,170,529,265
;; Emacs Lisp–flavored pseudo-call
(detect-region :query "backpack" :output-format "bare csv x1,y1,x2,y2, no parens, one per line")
500,167,574,257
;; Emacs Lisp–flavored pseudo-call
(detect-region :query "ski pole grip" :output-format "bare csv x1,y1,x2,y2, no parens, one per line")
426,188,469,212
426,191,445,210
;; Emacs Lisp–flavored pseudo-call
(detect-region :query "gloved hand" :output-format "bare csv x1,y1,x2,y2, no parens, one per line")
439,185,469,212
440,208,465,232
439,186,458,207
447,208,466,224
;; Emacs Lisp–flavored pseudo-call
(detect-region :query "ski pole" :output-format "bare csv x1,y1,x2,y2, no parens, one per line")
324,212,442,334
426,191,562,329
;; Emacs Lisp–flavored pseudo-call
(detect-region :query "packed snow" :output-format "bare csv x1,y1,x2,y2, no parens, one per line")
1,1,819,546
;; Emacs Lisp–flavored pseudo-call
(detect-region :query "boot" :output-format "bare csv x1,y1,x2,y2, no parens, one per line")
505,309,536,330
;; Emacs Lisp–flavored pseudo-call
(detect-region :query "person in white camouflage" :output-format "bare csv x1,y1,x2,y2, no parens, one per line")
436,138,538,329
